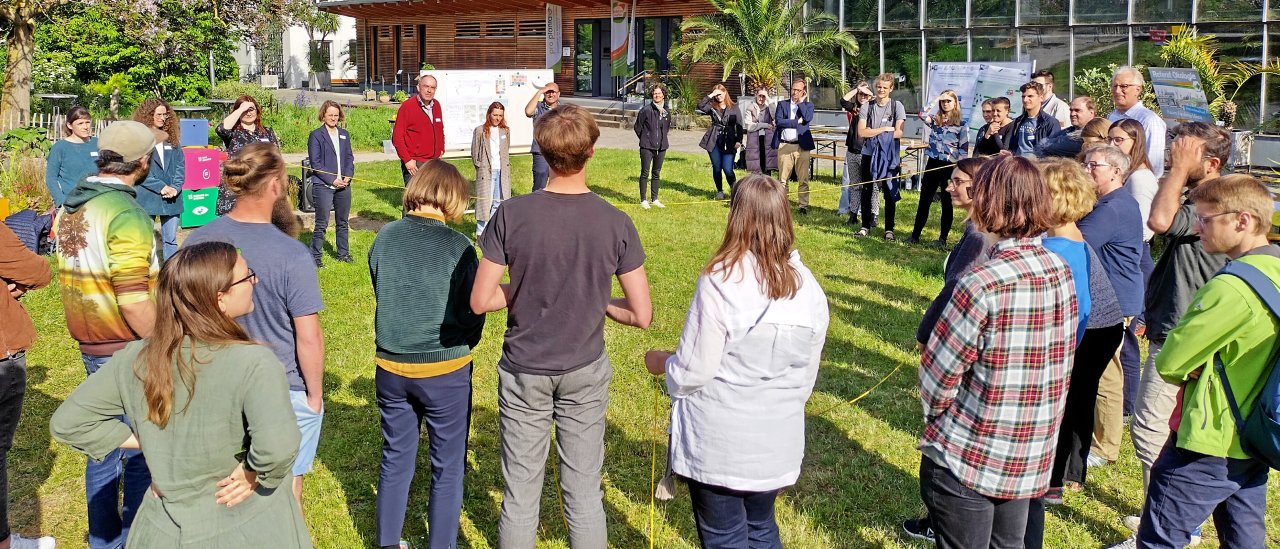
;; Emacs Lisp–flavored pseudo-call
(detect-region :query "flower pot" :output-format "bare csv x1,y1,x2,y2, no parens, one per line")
378,95,391,104
364,90,377,101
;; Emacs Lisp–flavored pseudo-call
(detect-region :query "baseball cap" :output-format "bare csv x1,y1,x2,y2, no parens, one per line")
98,121,159,162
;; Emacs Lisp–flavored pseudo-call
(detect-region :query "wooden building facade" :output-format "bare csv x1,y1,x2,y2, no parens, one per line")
318,0,726,98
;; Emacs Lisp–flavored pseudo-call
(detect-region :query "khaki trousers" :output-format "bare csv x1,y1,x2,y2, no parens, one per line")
1090,316,1131,462
777,143,811,208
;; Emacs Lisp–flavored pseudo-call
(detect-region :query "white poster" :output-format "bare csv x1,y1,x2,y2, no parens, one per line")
1148,67,1214,127
923,63,981,125
968,63,1033,134
546,5,563,71
421,69,556,154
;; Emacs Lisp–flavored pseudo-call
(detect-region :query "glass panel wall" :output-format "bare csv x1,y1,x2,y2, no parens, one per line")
1073,0,1127,24
1201,24,1264,128
883,0,920,28
1267,27,1279,133
972,28,1017,62
1133,0,1191,22
844,0,876,30
1197,0,1263,23
806,0,840,29
1023,28,1072,88
971,0,1015,27
924,0,967,28
883,32,923,111
1021,0,1069,26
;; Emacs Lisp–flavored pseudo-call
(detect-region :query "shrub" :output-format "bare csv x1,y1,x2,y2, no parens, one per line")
210,81,275,111
80,73,146,120
0,153,53,213
1075,64,1160,118
392,90,408,102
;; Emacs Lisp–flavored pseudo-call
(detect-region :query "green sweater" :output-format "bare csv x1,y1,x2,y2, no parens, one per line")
1159,251,1280,459
368,213,484,366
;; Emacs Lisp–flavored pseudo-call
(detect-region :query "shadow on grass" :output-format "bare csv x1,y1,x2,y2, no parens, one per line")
12,363,60,542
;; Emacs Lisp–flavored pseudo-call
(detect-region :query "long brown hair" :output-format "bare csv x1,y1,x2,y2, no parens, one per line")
482,101,507,139
705,174,799,300
1113,118,1150,173
712,83,735,110
132,97,179,145
231,94,266,133
138,242,253,427
222,142,300,237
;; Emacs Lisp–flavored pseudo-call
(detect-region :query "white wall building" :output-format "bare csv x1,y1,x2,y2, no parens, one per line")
233,15,359,89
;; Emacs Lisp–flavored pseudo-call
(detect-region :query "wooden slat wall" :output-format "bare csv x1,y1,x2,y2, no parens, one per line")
350,1,726,97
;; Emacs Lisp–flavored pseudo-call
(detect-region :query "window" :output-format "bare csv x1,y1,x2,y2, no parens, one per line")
971,0,1014,27
843,0,877,30
883,0,920,29
519,20,547,37
456,22,481,39
1133,0,1191,22
1020,0,1068,26
1074,0,1127,24
486,21,515,38
925,0,966,28
1197,0,1262,22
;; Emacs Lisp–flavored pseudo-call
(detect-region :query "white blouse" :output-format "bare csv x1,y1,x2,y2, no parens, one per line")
488,129,501,169
664,251,830,491
1125,167,1158,242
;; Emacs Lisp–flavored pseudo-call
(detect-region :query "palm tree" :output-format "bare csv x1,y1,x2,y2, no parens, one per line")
671,0,857,93
1159,27,1280,128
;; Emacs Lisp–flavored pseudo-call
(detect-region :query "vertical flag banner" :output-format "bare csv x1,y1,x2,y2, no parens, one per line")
546,4,563,72
610,0,632,76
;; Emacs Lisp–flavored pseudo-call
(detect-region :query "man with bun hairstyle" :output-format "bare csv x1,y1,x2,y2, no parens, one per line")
54,120,160,549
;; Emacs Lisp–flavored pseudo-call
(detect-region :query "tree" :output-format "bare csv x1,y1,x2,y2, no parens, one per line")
671,0,857,92
0,0,70,128
290,0,339,90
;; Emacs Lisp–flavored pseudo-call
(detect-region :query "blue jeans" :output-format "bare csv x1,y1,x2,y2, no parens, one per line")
708,149,736,193
532,153,549,192
81,353,150,549
685,477,781,549
376,365,472,549
310,183,352,261
1137,436,1269,548
475,170,502,237
158,215,179,261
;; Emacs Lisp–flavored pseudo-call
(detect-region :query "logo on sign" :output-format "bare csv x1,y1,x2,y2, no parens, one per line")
193,206,209,215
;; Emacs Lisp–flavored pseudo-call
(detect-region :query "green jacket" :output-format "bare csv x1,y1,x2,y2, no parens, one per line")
1158,252,1280,459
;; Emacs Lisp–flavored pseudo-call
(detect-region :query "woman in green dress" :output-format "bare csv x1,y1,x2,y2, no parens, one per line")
51,241,311,548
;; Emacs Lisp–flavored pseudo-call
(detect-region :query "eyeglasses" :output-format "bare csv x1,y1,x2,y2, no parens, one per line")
1112,83,1140,91
1081,161,1114,170
225,268,257,290
1194,211,1241,226
1106,136,1131,144
947,178,971,186
544,90,559,95
154,113,171,119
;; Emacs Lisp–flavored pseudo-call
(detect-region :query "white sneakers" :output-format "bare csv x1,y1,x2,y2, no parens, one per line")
640,200,665,209
640,200,650,209
9,533,55,549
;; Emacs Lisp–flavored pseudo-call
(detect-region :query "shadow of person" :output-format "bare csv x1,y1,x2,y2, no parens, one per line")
9,362,60,538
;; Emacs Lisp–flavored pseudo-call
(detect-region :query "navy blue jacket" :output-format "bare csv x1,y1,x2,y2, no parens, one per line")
998,110,1061,157
135,143,185,217
771,100,816,151
307,126,356,187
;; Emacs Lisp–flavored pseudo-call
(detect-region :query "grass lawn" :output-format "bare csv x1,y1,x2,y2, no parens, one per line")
12,149,1280,548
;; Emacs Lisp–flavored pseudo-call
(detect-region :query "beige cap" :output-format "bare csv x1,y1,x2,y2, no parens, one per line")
98,121,159,162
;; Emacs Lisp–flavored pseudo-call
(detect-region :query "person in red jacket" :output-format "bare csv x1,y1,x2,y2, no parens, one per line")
392,74,445,185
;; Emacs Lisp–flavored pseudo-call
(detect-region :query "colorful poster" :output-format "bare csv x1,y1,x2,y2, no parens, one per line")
180,187,219,228
923,63,981,125
1148,67,1214,127
420,69,555,153
968,63,1033,134
181,148,222,190
546,4,563,71
610,0,632,76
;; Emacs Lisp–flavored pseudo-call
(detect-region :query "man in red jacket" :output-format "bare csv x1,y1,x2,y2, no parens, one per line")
392,74,445,185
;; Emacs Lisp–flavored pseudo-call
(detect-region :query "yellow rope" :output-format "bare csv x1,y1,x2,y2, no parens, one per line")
808,362,907,418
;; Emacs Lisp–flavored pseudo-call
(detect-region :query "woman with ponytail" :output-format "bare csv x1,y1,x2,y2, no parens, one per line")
52,241,310,548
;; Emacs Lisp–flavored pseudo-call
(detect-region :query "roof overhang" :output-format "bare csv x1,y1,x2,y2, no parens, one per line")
318,0,615,18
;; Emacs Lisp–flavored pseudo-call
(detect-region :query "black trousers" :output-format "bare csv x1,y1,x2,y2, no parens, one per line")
0,353,25,541
310,184,351,260
860,154,896,232
911,157,955,241
639,148,666,201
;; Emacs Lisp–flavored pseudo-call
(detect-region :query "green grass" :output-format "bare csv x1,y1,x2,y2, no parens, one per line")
14,149,1280,548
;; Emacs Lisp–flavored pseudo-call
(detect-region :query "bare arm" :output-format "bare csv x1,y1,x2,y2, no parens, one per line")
524,86,546,117
605,266,652,329
119,301,156,338
470,258,510,314
221,103,250,131
1148,136,1201,234
893,119,905,139
293,314,325,412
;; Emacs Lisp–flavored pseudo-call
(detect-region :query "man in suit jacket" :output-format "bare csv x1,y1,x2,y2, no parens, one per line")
392,74,445,185
772,79,816,213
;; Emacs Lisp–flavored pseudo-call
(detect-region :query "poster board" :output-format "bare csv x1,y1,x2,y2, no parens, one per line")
1148,67,1214,127
421,69,556,154
924,62,1032,133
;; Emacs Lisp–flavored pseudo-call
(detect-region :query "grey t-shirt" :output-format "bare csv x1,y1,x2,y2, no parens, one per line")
1145,201,1228,340
185,217,324,391
858,100,905,156
478,190,645,375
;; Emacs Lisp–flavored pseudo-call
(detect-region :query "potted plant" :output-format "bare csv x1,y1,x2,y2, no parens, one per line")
378,90,391,103
364,88,377,101
393,90,408,103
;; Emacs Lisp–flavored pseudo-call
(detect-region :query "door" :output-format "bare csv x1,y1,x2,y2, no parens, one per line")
573,19,615,97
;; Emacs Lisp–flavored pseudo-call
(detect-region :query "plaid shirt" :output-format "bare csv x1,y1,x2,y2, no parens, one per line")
919,237,1078,499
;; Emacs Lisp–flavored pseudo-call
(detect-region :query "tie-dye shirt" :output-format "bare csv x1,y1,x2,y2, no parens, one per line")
55,176,159,356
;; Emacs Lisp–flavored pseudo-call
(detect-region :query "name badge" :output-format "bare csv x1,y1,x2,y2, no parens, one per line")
259,137,271,142
339,135,347,140
90,152,99,157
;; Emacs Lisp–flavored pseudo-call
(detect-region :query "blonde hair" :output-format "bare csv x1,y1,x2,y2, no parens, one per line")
1081,117,1111,143
705,174,799,300
934,90,962,127
1189,174,1276,236
534,105,599,174
1038,158,1097,225
403,159,470,221
875,73,896,90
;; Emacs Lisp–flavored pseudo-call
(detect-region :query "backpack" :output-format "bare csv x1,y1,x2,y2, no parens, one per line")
295,158,315,213
1215,260,1280,470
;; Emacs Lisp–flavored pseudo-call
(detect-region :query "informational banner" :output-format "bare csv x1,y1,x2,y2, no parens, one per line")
1148,67,1214,127
546,4,563,71
968,63,1034,134
182,147,222,190
420,69,555,153
180,187,219,228
610,0,632,76
923,63,981,125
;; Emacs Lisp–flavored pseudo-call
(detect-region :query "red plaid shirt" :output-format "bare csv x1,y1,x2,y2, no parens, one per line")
919,237,1078,499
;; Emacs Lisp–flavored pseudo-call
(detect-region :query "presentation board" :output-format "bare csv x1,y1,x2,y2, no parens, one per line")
1148,67,1214,128
420,69,556,154
923,62,1033,133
